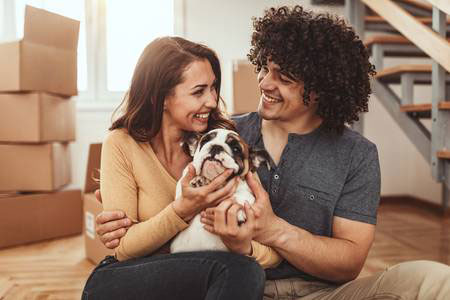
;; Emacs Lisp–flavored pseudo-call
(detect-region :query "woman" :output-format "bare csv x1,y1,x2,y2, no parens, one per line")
82,37,278,300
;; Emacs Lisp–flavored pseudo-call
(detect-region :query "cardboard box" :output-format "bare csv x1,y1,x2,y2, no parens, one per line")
84,193,114,264
0,142,71,192
0,92,76,142
232,60,261,115
0,189,82,249
83,143,114,264
0,6,79,96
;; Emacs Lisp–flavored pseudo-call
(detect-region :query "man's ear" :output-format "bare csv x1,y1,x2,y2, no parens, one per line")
181,132,202,157
249,148,271,172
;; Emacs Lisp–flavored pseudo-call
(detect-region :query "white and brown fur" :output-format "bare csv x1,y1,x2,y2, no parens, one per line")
170,128,269,253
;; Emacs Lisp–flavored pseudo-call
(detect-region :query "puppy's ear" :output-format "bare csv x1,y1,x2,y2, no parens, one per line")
249,148,271,172
181,132,202,157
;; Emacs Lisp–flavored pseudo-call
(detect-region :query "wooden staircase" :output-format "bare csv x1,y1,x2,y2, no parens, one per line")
346,0,450,210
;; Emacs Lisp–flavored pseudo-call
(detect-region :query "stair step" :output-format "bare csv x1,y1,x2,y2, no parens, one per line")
364,34,424,58
365,15,450,26
375,65,450,84
365,35,412,47
400,102,450,117
364,34,450,56
365,16,450,35
401,102,450,112
437,150,450,160
394,0,432,13
400,102,450,118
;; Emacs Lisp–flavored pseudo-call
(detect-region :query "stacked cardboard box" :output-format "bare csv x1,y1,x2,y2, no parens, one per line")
0,6,82,248
232,60,261,115
83,143,114,264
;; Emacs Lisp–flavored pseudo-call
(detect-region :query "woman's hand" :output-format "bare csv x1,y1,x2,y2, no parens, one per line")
172,164,238,222
94,189,132,249
201,199,256,255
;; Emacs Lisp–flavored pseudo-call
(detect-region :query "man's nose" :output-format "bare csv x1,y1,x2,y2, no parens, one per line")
258,72,274,91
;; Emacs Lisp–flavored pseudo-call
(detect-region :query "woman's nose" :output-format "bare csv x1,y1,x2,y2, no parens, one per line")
204,91,218,109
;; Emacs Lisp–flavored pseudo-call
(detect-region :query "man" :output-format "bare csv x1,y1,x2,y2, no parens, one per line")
95,5,450,299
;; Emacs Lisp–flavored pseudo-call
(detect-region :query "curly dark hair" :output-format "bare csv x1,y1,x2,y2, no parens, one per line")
248,6,376,133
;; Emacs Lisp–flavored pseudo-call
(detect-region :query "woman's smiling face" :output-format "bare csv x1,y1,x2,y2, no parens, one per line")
164,59,218,133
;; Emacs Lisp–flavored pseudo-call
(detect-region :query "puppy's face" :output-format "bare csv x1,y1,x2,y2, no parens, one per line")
183,129,269,181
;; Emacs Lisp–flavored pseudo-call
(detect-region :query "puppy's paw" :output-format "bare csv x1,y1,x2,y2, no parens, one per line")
237,209,247,225
190,176,210,188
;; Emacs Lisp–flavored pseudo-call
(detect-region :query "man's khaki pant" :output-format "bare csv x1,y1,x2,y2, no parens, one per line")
264,261,450,299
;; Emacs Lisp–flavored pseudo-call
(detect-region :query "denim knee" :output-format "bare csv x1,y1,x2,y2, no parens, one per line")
238,256,266,283
224,253,266,290
205,252,266,287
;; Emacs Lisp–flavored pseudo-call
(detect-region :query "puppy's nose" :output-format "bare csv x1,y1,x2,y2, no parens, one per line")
210,145,223,156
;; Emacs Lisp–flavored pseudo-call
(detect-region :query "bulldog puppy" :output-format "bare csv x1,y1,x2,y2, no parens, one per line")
170,128,269,253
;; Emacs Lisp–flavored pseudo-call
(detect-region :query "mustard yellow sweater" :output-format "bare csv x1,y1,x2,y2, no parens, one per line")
101,129,282,268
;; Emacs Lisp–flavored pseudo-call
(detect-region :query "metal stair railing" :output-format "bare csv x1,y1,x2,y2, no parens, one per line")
345,0,450,210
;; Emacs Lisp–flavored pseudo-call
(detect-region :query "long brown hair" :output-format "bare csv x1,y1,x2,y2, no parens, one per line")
110,36,235,142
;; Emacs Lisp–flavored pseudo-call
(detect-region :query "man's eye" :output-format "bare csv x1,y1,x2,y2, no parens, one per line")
280,74,292,83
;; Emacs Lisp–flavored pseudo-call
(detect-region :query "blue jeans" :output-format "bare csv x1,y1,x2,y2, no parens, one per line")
82,251,266,300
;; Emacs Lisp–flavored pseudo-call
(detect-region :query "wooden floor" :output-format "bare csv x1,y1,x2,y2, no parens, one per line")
1,202,449,299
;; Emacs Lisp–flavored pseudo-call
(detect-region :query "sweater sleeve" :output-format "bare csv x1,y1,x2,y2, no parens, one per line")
248,240,283,269
100,131,189,261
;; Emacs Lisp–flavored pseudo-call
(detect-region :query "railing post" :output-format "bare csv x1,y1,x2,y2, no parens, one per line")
401,74,414,105
431,6,449,210
371,44,384,71
346,0,366,134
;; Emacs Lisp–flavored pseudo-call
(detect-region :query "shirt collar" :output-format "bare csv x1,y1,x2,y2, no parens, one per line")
251,113,325,145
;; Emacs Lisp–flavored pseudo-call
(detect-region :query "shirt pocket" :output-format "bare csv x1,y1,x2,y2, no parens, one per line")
298,185,336,209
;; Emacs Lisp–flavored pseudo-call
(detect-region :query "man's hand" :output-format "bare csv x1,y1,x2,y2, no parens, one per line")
94,189,132,249
201,199,255,255
246,172,281,245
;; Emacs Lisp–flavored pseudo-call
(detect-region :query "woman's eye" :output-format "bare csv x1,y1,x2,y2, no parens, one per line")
193,89,204,96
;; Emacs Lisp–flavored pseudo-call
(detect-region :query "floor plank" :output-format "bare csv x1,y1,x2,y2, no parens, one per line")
0,201,449,299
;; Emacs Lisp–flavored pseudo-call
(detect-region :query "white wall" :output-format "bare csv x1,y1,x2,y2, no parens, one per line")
72,0,442,204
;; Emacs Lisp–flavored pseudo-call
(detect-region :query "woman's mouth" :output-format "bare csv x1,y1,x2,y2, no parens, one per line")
193,112,210,123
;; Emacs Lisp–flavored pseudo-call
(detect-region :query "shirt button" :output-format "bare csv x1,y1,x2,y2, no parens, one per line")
309,194,315,201
274,174,280,180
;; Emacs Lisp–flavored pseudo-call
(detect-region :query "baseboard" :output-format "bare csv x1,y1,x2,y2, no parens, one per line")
380,195,450,217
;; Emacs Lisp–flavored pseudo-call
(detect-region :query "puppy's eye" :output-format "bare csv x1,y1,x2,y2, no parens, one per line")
232,146,240,154
200,135,212,148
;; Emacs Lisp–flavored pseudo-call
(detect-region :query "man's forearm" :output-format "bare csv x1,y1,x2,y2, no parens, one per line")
261,217,366,283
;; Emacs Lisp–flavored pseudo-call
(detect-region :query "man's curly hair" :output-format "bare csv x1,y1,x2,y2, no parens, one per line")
248,6,376,133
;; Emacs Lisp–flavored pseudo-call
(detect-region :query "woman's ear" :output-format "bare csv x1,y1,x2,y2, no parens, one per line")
181,132,202,157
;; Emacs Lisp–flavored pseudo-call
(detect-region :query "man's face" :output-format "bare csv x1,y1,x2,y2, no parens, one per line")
257,60,317,122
